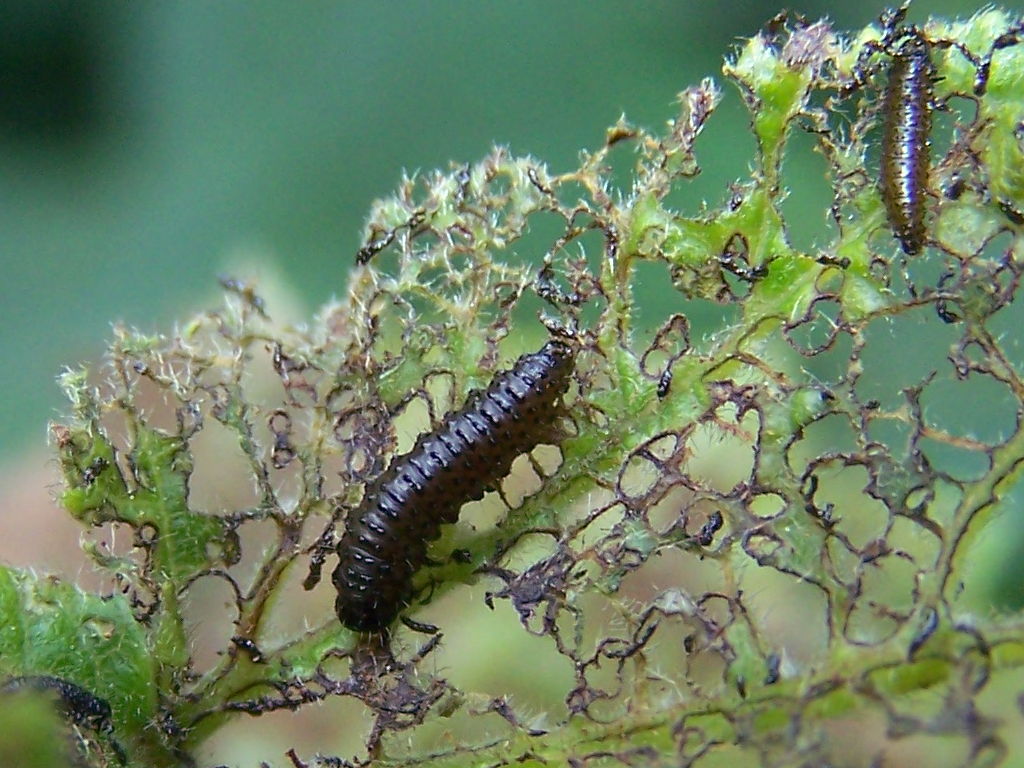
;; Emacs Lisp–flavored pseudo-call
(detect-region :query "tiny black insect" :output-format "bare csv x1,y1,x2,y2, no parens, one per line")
999,199,1024,226
333,339,576,632
81,456,109,487
657,369,672,399
695,510,724,546
943,174,967,201
231,635,265,663
1,675,126,764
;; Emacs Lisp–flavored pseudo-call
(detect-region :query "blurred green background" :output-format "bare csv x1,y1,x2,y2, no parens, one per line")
0,0,982,463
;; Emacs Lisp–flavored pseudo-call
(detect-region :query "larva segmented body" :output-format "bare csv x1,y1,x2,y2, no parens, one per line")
879,32,934,256
332,340,575,632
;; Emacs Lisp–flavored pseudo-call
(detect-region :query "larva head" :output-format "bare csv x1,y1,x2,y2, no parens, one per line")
537,339,576,396
334,584,394,633
893,29,931,63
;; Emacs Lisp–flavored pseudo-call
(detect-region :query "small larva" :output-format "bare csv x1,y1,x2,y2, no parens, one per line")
879,31,933,256
856,4,1024,254
1,675,126,764
844,4,943,256
333,339,575,632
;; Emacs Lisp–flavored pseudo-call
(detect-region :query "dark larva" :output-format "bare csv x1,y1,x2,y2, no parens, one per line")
879,32,933,256
333,339,575,632
1,675,126,764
